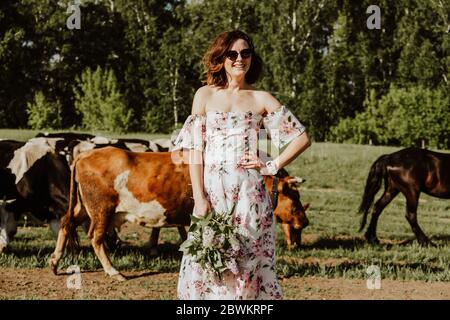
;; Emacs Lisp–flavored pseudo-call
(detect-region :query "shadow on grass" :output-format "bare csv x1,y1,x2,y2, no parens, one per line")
6,246,56,257
299,236,367,250
111,242,183,259
277,258,447,278
125,271,162,280
2,242,183,273
7,242,183,259
429,234,450,242
284,233,450,251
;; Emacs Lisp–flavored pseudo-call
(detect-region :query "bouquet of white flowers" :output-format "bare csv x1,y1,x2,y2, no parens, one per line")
179,203,244,279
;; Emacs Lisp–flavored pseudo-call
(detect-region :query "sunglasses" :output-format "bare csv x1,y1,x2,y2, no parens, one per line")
224,48,253,61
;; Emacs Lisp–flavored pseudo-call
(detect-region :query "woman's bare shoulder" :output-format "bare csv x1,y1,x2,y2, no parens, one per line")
192,85,215,114
253,90,283,113
195,84,214,95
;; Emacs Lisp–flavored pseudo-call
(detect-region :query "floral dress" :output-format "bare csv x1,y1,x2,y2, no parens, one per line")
172,106,306,300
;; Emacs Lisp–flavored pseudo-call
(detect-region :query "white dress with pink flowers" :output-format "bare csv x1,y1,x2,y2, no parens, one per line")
172,106,306,300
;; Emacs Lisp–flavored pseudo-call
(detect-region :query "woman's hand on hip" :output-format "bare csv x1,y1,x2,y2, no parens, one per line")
239,152,265,173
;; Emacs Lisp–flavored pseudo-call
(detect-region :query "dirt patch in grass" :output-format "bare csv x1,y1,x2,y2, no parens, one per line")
0,268,178,300
1,267,449,300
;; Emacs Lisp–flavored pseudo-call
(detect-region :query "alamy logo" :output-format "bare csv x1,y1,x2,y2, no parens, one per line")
66,0,81,30
66,265,82,289
366,265,381,289
366,5,381,30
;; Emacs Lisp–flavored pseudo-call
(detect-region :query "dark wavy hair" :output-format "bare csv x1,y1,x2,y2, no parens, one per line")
202,30,263,87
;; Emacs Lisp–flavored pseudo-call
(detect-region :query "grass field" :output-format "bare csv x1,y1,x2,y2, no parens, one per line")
1,131,450,284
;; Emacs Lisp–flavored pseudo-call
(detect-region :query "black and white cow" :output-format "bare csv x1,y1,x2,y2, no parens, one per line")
0,134,171,252
35,132,96,141
0,138,71,252
65,136,165,164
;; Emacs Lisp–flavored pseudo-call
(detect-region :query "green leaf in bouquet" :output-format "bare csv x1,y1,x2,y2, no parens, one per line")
198,218,210,228
178,200,247,279
228,238,239,247
188,223,199,233
179,239,194,252
214,252,224,268
188,247,197,257
228,202,237,215
205,252,213,266
205,210,214,221
191,214,200,223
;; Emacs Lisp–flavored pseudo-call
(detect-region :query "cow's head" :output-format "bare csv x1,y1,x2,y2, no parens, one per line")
0,202,17,253
264,175,310,249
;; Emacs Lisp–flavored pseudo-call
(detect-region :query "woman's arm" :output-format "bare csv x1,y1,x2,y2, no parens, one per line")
189,87,211,216
265,92,311,169
241,91,311,173
272,131,311,170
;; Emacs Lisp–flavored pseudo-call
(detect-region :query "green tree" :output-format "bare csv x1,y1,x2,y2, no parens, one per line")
395,0,449,88
74,66,132,132
324,10,366,121
26,91,62,130
0,1,37,127
330,86,450,149
115,0,180,131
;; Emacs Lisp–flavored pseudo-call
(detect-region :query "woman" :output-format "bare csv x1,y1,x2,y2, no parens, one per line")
172,30,311,299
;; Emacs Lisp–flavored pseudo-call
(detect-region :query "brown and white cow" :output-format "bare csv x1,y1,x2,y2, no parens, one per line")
49,147,309,280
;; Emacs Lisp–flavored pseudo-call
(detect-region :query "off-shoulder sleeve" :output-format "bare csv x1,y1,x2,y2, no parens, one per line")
262,106,306,149
171,114,206,152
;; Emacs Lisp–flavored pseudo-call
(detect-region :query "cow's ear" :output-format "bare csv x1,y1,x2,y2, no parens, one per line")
286,176,305,186
303,202,310,211
286,176,295,185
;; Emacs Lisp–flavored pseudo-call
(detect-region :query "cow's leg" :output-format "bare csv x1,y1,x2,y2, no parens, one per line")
90,216,126,281
280,223,293,249
0,205,17,253
404,191,432,246
104,227,121,251
148,227,160,256
49,204,87,274
0,230,8,253
77,180,125,280
91,233,126,281
292,228,303,247
365,187,399,245
49,217,69,274
177,226,188,242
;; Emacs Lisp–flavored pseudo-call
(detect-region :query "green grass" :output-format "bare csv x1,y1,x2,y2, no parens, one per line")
1,140,450,281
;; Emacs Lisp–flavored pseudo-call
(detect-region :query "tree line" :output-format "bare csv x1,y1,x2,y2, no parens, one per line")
1,0,449,147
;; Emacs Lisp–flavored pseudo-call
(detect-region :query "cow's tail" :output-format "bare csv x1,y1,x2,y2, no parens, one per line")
358,155,388,232
61,157,81,255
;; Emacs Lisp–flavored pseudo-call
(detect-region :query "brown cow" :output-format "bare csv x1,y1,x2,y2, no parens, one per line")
49,147,309,280
264,171,310,249
147,168,309,254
